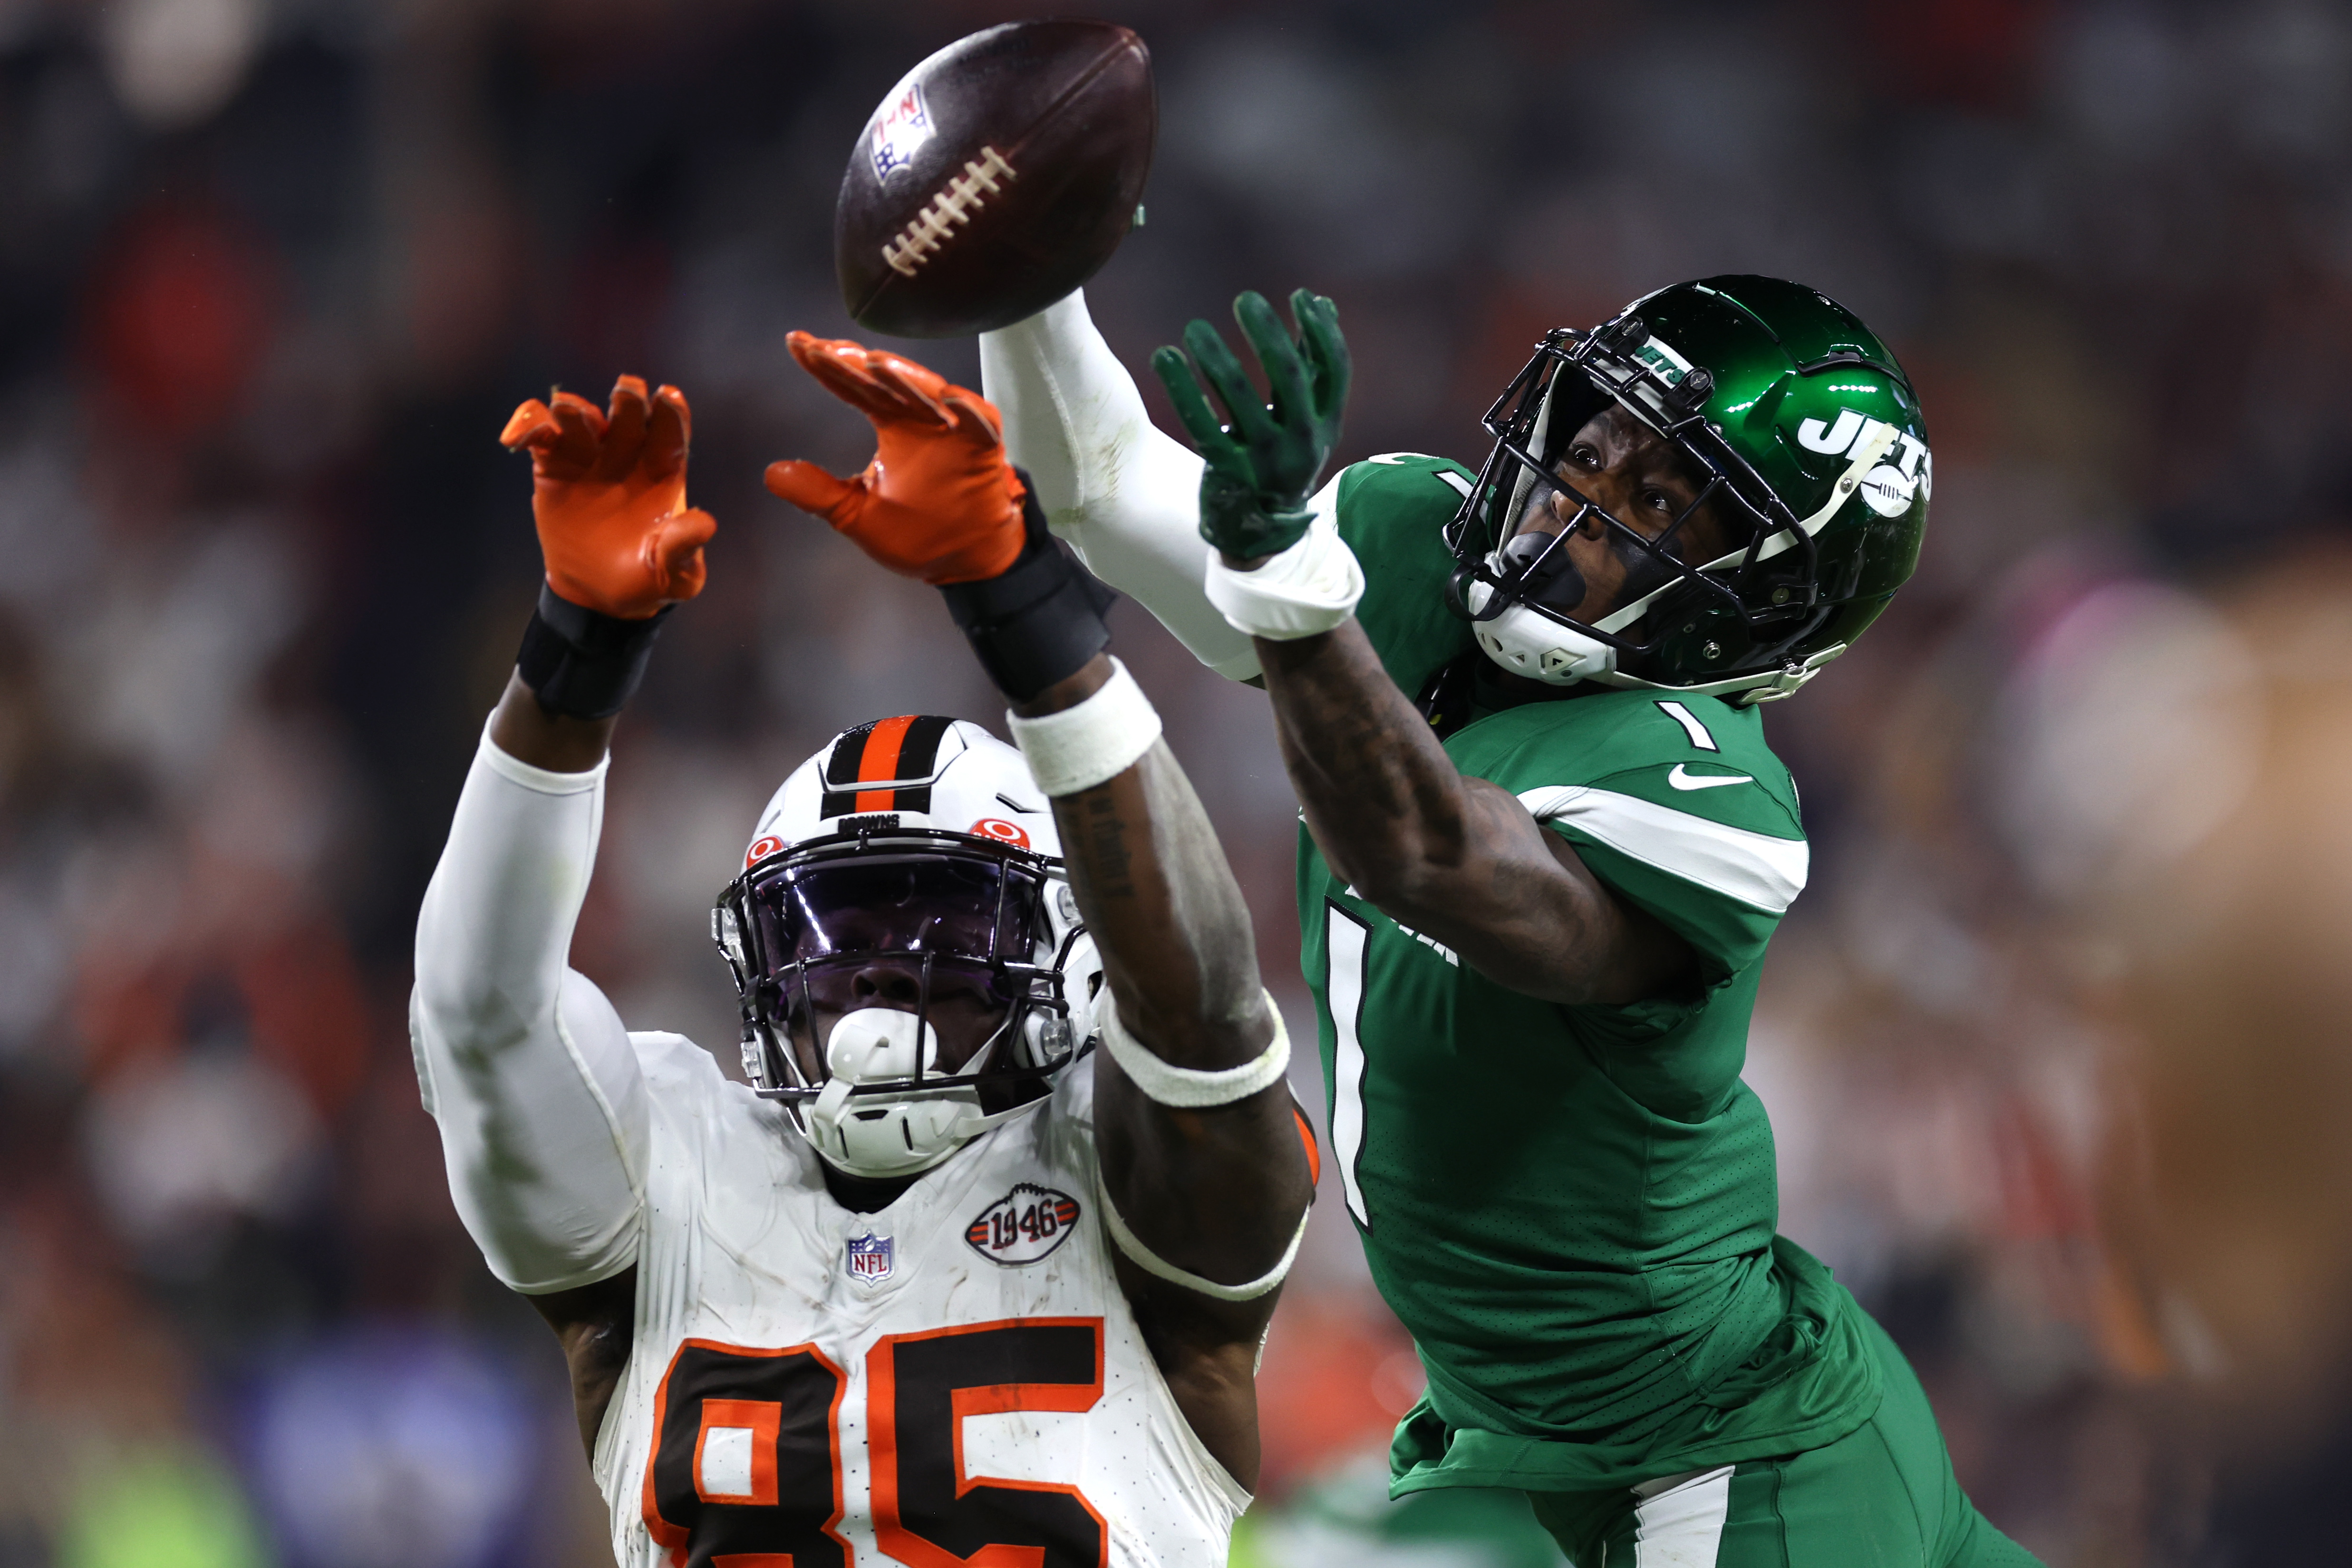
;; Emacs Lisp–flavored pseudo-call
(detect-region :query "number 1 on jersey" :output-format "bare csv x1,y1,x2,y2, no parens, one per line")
1326,903,1373,1229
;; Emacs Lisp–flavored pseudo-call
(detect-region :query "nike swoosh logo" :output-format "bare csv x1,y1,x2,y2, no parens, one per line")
1668,764,1753,791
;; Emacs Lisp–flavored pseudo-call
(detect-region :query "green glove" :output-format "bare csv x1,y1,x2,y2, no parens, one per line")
1151,288,1350,561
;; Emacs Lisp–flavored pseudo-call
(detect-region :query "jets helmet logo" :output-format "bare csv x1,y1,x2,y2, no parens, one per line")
1798,407,1931,519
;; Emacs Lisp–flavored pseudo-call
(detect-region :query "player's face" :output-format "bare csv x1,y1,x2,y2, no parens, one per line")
743,846,1039,1086
1504,404,1732,624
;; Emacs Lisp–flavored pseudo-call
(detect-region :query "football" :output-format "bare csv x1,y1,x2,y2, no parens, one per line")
834,19,1155,339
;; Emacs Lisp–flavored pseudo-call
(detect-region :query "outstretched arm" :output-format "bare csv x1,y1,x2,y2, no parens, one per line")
1154,297,1694,1007
981,292,1263,681
1012,656,1314,1491
414,692,641,1293
413,376,714,1454
1255,624,1691,1003
766,338,1315,1491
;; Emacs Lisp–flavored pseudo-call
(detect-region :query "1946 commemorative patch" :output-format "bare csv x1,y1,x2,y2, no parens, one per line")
965,1183,1080,1265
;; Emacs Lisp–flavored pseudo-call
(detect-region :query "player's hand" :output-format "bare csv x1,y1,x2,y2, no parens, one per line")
765,332,1027,585
500,376,715,619
1151,288,1350,562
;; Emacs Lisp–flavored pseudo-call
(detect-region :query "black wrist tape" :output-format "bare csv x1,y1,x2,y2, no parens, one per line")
515,582,671,720
939,477,1118,702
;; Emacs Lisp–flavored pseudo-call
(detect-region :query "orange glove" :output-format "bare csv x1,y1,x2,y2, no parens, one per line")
765,332,1027,585
500,375,716,619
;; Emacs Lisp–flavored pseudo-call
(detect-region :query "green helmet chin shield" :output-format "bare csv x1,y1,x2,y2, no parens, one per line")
1443,275,1929,704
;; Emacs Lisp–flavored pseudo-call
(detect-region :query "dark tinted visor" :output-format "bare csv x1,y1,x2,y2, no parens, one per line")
740,849,1045,975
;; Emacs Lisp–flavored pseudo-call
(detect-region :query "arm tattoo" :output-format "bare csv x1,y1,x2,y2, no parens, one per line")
1083,793,1136,900
1258,623,1691,1005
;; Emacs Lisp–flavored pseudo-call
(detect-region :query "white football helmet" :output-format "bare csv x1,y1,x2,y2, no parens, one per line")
711,716,1101,1179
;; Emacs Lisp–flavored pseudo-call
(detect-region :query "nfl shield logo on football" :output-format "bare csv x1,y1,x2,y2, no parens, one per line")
845,1230,893,1284
870,81,933,180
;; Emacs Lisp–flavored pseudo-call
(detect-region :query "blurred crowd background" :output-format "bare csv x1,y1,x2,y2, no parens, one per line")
3,0,2352,1563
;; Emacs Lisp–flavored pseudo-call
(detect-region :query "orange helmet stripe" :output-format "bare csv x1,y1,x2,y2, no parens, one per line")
852,714,919,814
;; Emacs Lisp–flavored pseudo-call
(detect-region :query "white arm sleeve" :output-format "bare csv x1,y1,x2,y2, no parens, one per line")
409,724,648,1294
981,290,1265,682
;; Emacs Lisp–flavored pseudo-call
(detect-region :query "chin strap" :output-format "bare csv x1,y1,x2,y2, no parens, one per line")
799,1079,1053,1181
1728,652,1837,706
1096,1166,1308,1302
1586,640,1850,706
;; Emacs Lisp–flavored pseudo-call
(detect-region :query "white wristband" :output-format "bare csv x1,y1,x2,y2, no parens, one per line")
1203,520,1365,640
1097,1170,1307,1302
1097,990,1291,1108
1006,658,1163,798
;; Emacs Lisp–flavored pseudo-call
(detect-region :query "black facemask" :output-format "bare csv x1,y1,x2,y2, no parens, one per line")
1495,525,1587,613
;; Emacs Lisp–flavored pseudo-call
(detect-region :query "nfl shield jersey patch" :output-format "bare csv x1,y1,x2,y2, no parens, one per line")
844,1229,893,1283
966,1183,1081,1265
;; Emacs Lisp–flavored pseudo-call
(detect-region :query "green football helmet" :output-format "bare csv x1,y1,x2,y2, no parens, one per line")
1444,275,1929,703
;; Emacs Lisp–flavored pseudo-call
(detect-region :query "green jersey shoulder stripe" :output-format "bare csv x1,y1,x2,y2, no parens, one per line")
1516,785,1809,913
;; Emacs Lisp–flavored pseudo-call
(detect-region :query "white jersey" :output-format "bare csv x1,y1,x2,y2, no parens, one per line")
598,1034,1247,1568
409,730,1247,1568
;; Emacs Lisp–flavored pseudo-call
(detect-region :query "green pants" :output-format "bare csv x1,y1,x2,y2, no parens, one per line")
1528,1316,2042,1568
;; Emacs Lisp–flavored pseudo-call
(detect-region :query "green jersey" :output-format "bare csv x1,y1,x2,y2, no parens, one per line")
1297,455,1882,1495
